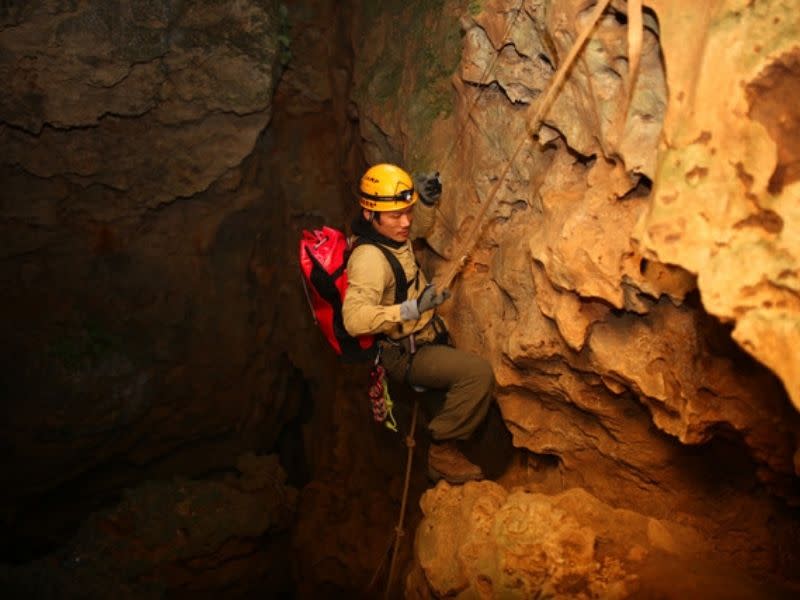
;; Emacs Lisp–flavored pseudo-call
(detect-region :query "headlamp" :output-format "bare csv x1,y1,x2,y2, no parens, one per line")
360,187,415,203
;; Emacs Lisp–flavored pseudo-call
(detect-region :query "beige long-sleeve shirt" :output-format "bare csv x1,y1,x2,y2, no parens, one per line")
342,202,437,341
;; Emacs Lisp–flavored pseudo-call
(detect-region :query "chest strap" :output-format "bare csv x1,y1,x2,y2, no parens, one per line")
356,240,418,303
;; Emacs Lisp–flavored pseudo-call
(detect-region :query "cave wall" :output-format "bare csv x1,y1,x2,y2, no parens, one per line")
638,0,800,413
0,0,304,556
1,0,799,597
0,0,429,595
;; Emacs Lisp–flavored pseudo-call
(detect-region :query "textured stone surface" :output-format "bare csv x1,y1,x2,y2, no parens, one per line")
0,0,279,208
410,0,800,507
0,0,293,556
635,0,800,411
409,482,794,599
0,453,297,598
343,0,800,595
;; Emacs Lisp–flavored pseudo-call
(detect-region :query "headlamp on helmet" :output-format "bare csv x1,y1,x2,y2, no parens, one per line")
359,164,419,212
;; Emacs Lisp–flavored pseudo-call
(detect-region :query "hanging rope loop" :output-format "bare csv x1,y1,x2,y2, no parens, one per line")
383,398,420,599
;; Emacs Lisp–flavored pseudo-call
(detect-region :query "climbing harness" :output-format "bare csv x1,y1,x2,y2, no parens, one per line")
368,357,398,432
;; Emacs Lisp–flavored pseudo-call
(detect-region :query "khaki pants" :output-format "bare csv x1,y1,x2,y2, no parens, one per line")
379,341,494,441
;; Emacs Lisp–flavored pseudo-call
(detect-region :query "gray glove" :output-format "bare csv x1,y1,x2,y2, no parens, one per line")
413,172,442,206
400,283,451,320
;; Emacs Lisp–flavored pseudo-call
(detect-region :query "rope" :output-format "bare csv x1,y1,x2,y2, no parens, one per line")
620,0,643,125
435,0,615,291
366,531,396,594
384,397,419,599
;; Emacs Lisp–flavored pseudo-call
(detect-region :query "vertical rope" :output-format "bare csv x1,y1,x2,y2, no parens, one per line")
384,397,420,599
429,0,527,239
620,0,643,124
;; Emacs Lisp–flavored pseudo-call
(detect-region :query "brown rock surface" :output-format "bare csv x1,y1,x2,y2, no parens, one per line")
635,0,800,411
0,0,297,558
341,0,800,596
409,481,795,599
0,453,296,598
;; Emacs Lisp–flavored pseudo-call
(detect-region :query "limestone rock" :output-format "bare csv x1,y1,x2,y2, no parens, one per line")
0,0,295,556
349,1,800,592
0,0,281,211
635,0,800,410
0,454,297,598
409,483,784,599
412,0,800,516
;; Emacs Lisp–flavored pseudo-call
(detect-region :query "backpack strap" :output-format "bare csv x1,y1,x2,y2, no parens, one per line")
356,240,417,304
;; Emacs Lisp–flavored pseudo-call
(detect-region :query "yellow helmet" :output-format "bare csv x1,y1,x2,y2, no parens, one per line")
358,163,418,211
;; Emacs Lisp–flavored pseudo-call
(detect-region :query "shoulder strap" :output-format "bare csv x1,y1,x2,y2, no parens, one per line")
356,239,414,304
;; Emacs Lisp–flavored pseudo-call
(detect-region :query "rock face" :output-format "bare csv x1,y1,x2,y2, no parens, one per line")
0,453,297,598
636,0,800,412
0,0,295,555
409,481,792,599
1,0,279,209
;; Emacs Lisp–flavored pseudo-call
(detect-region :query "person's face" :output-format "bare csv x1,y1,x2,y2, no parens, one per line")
365,206,414,242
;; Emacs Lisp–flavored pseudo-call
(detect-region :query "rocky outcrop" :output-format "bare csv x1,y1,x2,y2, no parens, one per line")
0,454,297,598
635,0,800,412
1,0,280,210
408,481,794,599
0,0,296,556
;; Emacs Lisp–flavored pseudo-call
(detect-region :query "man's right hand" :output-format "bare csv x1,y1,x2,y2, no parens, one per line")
400,283,451,320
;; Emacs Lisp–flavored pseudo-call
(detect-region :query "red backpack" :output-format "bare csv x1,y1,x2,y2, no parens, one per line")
299,227,409,362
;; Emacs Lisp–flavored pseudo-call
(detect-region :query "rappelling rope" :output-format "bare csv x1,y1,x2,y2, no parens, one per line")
366,531,396,594
435,0,616,291
384,397,419,599
363,398,420,598
621,0,643,124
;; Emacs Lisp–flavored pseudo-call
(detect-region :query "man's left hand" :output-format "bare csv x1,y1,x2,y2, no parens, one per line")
414,172,442,206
